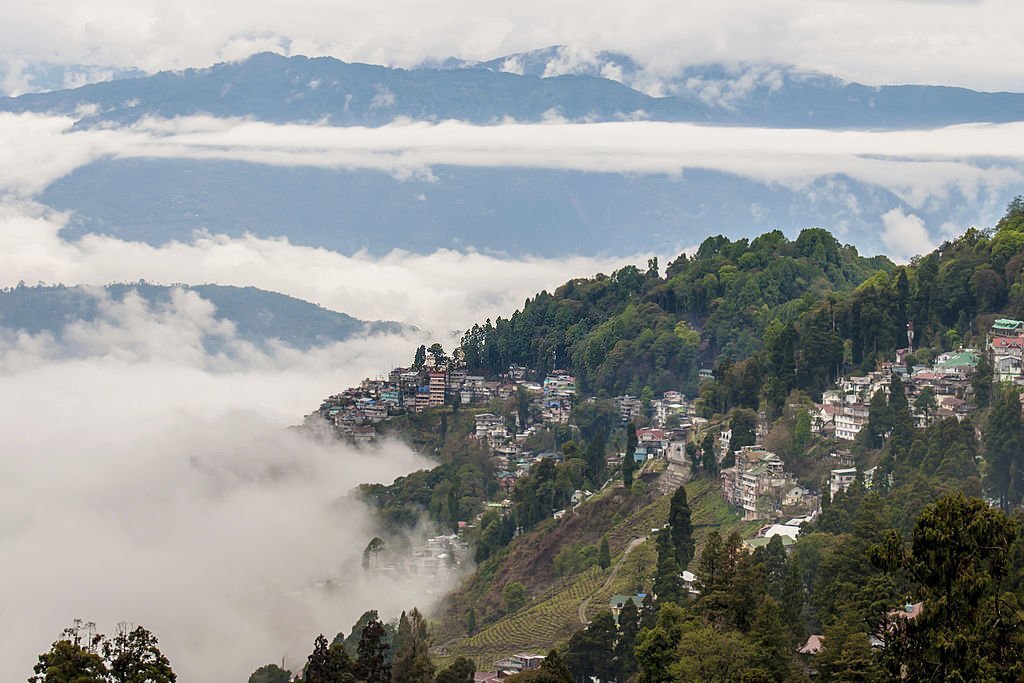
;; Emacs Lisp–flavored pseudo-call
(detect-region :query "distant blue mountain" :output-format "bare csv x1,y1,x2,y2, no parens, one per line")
40,157,996,259
2,50,1023,129
0,283,406,349
5,50,1023,259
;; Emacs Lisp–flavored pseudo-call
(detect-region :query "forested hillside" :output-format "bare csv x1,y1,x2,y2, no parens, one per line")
460,228,893,397
383,201,1024,681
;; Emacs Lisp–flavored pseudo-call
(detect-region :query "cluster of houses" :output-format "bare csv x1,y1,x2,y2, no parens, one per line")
315,359,525,439
311,353,702,509
713,319,1024,531
470,388,699,496
815,351,977,442
813,318,1024,442
720,446,817,521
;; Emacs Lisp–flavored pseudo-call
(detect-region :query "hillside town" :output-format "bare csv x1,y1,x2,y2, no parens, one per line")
305,318,1024,578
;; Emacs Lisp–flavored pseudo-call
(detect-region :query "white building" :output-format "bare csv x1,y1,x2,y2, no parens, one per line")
835,403,869,441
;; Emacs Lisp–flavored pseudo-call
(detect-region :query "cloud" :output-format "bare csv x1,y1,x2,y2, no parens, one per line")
0,287,469,681
2,1,1024,92
0,201,641,335
2,113,1023,216
880,207,937,261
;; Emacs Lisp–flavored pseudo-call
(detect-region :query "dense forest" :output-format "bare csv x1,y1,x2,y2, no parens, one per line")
459,228,895,396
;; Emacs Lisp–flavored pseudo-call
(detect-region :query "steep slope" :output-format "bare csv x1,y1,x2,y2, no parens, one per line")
437,476,759,667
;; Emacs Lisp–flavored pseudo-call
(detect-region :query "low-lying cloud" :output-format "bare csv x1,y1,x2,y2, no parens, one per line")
0,288,466,681
3,112,1022,216
0,201,644,333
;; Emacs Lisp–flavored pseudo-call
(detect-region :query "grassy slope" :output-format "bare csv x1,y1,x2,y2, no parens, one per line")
438,475,761,668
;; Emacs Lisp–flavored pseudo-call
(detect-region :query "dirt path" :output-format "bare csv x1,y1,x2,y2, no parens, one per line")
577,536,646,625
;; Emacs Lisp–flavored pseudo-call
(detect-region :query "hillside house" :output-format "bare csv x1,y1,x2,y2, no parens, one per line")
835,403,869,441
934,349,980,375
830,466,877,496
616,394,643,424
474,413,504,438
721,446,792,520
637,428,668,456
609,593,645,622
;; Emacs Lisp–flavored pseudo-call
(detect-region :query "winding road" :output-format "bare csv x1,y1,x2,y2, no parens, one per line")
577,535,647,625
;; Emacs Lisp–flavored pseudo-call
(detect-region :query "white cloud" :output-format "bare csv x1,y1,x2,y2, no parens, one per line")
499,56,524,75
0,288,466,681
2,1,1024,92
0,201,641,334
2,112,1023,215
370,84,397,109
880,207,937,261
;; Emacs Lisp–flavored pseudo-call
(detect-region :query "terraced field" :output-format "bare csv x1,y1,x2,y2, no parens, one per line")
445,566,606,667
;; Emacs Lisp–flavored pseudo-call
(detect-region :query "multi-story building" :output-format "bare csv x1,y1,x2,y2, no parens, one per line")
835,403,869,441
721,446,790,521
616,395,643,424
428,370,447,407
474,413,505,440
989,319,1024,383
830,466,877,496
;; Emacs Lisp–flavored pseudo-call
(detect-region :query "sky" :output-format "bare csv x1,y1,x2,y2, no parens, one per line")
1,0,1024,92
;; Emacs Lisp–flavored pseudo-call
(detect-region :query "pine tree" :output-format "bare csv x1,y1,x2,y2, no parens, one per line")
104,624,176,683
700,432,719,476
653,529,683,604
304,635,335,683
247,664,291,683
668,485,694,569
887,374,915,462
816,615,881,682
539,649,573,683
392,608,434,683
565,613,617,682
984,387,1024,511
614,599,640,680
434,657,475,683
412,345,426,369
973,352,994,408
865,388,891,448
465,608,476,636
585,434,607,486
30,640,108,683
356,619,391,683
623,423,639,488
875,493,1020,681
749,598,796,681
598,535,611,570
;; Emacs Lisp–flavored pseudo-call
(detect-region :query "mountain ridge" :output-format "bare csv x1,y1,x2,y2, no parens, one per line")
4,50,1023,129
0,282,408,350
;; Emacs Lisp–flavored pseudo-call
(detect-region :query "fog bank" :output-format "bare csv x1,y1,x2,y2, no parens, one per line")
0,293,459,680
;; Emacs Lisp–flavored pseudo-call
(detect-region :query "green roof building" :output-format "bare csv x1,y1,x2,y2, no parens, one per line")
936,350,980,370
991,319,1024,336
